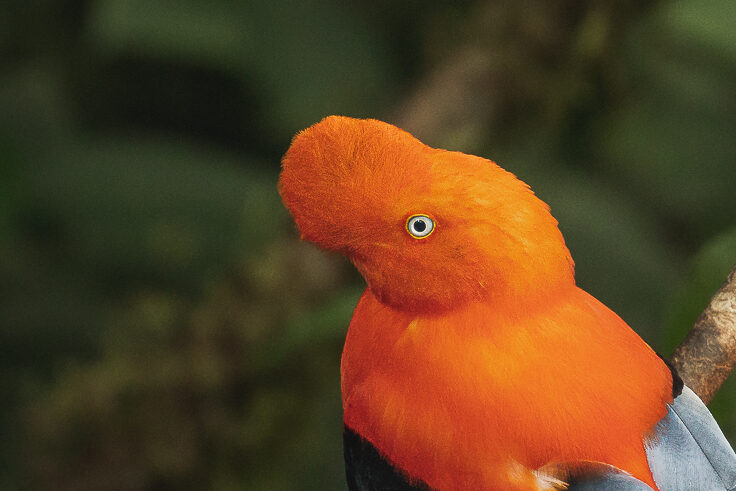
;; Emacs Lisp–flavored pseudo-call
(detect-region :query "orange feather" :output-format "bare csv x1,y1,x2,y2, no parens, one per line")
279,116,672,490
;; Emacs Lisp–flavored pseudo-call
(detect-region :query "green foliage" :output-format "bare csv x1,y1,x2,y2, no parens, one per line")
87,0,393,136
1,0,735,490
21,242,354,490
598,1,736,237
663,229,736,352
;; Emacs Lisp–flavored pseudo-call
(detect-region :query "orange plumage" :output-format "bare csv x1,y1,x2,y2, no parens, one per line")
279,116,673,490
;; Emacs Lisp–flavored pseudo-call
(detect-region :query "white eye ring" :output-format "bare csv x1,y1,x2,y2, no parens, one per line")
406,214,435,239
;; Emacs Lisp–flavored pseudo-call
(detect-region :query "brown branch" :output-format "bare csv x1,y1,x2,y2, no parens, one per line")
670,265,736,404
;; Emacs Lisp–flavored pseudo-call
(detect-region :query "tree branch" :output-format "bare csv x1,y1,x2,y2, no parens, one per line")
670,265,736,404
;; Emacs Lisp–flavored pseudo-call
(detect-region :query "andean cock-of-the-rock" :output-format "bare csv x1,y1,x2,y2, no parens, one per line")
279,116,736,491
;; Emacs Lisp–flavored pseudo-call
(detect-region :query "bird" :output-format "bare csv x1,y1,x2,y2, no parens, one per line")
278,115,736,490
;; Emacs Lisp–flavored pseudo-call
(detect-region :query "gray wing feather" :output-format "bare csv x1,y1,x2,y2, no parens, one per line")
645,385,736,491
565,467,653,490
543,461,654,490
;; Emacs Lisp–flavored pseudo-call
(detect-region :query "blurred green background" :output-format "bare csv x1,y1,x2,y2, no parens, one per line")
1,0,735,489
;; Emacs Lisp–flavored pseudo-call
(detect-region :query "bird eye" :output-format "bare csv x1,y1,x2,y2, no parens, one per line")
406,214,435,239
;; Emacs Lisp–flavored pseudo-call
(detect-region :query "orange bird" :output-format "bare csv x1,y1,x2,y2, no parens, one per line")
278,116,736,490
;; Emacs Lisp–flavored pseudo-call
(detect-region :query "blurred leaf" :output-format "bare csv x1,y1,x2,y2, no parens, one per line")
662,227,736,352
87,0,394,139
27,135,282,288
0,134,21,240
88,0,249,70
661,0,736,63
597,0,736,237
240,0,393,134
0,59,77,144
257,285,363,372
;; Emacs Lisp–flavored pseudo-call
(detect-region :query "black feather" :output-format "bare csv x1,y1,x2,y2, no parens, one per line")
344,425,431,491
656,353,684,398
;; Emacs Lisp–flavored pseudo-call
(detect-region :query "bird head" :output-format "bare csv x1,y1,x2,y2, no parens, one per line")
279,116,574,313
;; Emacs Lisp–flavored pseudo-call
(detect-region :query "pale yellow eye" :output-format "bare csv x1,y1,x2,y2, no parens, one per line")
406,214,435,239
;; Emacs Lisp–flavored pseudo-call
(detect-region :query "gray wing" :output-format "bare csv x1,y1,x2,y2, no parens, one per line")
550,462,653,490
567,472,652,490
645,385,736,491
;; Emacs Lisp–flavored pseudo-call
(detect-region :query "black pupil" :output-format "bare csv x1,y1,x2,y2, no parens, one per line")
413,219,427,233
